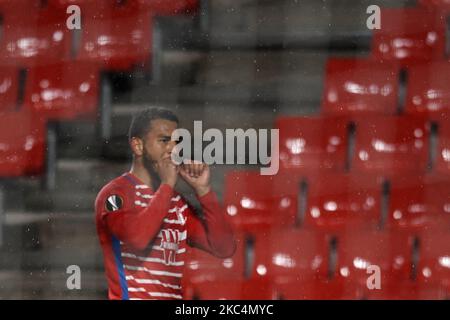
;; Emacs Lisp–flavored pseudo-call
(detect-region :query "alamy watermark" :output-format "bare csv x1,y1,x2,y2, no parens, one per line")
66,265,81,290
66,5,81,30
366,264,381,290
170,121,279,176
366,5,381,30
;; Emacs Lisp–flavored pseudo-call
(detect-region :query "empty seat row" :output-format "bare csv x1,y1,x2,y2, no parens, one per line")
47,0,198,15
419,0,450,14
0,0,198,70
371,8,447,67
0,63,101,121
0,62,105,179
276,115,450,175
183,229,450,299
223,171,450,233
184,278,447,300
323,58,450,119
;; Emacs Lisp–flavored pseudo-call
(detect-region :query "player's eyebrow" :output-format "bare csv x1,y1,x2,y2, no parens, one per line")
157,134,172,139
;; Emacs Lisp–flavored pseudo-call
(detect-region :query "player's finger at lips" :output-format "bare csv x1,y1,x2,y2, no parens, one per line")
195,164,202,176
185,164,193,177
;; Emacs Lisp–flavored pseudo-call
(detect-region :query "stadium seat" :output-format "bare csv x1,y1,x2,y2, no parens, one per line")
49,0,199,15
0,5,71,67
371,8,446,67
436,118,450,174
47,0,108,7
335,231,413,286
419,0,450,14
304,173,383,232
275,278,362,300
183,279,276,300
352,116,430,175
387,175,450,231
322,58,400,115
365,280,446,300
183,233,246,284
252,229,330,282
0,0,41,11
224,171,300,233
0,66,20,113
276,116,349,172
0,110,46,177
405,61,450,120
75,3,153,71
417,231,450,295
23,61,100,120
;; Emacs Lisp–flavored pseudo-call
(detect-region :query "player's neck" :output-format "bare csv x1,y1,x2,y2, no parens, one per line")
129,162,153,188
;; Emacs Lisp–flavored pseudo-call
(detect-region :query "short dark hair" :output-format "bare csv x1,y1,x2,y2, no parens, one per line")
128,107,179,141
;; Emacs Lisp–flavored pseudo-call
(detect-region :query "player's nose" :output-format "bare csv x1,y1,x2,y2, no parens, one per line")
166,140,177,153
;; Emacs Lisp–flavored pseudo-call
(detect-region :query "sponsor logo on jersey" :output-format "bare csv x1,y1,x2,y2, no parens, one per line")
160,229,181,266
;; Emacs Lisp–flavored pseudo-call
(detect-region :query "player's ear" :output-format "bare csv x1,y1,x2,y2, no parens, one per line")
130,137,144,157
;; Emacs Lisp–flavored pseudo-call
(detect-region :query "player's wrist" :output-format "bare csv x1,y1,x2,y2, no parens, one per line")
162,180,176,188
195,185,211,197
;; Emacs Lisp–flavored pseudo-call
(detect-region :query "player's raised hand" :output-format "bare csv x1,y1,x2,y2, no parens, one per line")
179,160,211,197
155,158,179,188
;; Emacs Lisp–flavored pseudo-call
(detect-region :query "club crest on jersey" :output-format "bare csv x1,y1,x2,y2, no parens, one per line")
160,229,181,266
105,195,123,212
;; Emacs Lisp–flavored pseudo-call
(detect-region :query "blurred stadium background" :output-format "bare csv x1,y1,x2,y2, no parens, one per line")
0,0,449,299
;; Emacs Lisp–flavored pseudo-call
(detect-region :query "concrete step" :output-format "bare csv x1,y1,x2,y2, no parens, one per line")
0,270,107,299
1,213,102,269
205,0,415,49
131,50,334,106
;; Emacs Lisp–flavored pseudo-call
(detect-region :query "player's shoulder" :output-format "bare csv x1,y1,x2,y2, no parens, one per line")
95,174,133,205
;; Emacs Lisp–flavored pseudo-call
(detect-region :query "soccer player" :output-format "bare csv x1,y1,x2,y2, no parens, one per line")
95,108,236,300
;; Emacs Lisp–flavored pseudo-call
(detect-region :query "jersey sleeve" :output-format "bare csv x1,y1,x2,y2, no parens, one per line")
95,182,174,250
186,190,236,258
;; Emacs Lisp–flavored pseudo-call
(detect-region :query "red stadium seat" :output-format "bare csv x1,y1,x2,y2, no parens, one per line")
75,3,153,71
49,0,198,15
275,278,362,300
322,58,400,115
252,229,330,282
405,61,450,120
0,110,46,177
183,279,276,300
304,173,383,232
0,5,71,67
276,116,349,172
352,116,430,175
23,61,100,120
223,171,300,233
336,231,413,287
419,0,450,13
47,0,108,7
371,8,446,67
365,280,446,300
183,233,246,284
0,66,20,113
0,0,41,11
436,118,450,174
417,231,450,295
387,175,450,231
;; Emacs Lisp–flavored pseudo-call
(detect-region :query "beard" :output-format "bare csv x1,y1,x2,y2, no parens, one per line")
142,151,162,191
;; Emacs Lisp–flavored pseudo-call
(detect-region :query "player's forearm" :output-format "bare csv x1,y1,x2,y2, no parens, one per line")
107,184,174,250
197,190,236,258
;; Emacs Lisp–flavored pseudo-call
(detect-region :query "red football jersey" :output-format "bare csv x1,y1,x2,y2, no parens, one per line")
95,172,235,300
